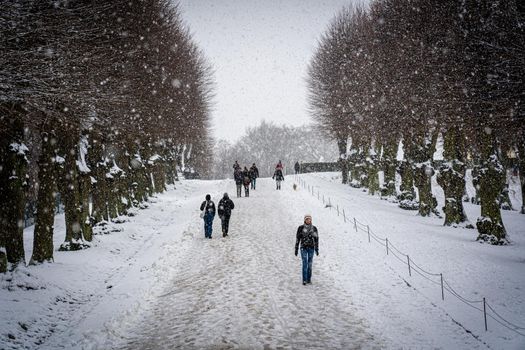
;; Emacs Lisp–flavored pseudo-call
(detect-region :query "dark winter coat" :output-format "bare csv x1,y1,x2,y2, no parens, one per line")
249,166,259,179
234,169,244,185
242,170,251,186
294,162,300,172
272,169,284,181
295,224,319,254
200,200,216,216
218,197,235,217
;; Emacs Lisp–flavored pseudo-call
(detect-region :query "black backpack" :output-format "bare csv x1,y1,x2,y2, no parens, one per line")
202,200,215,215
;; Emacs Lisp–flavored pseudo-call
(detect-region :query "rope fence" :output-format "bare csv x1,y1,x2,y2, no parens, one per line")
294,174,525,337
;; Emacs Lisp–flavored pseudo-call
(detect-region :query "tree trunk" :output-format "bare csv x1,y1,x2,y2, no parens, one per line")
78,133,93,241
107,175,119,220
131,153,146,205
79,173,93,241
347,145,357,184
152,155,167,194
91,140,109,224
0,111,27,269
116,145,131,215
337,136,348,184
414,163,435,216
437,128,467,226
0,247,6,273
381,140,397,198
412,132,438,217
118,149,133,213
519,141,525,214
31,130,58,264
351,146,367,188
58,131,88,251
366,145,379,195
398,160,415,201
475,130,506,243
164,143,177,185
143,145,154,198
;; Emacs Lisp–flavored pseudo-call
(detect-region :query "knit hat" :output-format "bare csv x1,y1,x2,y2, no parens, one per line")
304,214,312,221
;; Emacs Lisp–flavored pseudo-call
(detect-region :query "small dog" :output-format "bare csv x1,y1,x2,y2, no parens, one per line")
293,183,297,191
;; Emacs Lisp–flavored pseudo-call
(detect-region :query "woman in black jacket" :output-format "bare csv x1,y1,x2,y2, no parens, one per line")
242,167,251,197
295,214,319,285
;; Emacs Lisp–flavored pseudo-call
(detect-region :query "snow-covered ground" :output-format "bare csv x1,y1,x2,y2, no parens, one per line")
1,174,524,349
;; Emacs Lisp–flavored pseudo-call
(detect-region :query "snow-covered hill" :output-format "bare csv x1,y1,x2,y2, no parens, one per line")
1,175,524,349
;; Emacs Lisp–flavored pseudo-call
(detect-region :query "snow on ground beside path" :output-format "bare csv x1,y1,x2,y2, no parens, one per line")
1,174,523,349
0,180,227,350
297,172,525,350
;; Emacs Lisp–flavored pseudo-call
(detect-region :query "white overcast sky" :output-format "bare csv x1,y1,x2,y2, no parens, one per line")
177,0,354,142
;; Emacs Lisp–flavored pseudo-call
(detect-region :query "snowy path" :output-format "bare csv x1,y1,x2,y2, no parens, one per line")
119,178,380,349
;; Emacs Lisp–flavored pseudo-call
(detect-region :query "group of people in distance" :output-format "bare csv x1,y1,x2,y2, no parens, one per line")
233,161,259,198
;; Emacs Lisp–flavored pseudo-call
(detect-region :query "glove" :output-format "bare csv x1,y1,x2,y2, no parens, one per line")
315,250,319,256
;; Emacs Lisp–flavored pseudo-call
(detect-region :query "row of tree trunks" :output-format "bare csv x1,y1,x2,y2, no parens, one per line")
344,128,513,243
2,123,182,267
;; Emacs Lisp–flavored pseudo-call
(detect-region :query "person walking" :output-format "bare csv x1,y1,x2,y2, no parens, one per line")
199,194,216,239
242,166,251,197
218,193,235,237
272,168,284,190
233,160,241,171
295,214,319,285
249,163,259,190
234,167,243,197
294,161,300,175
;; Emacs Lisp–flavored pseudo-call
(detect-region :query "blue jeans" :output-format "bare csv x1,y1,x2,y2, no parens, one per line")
301,248,315,283
204,213,214,238
251,178,256,189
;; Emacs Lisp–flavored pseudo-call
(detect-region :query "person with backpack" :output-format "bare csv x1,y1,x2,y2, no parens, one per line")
242,166,251,197
249,163,259,190
218,193,235,237
199,194,216,239
234,168,243,197
295,214,319,285
272,168,284,190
